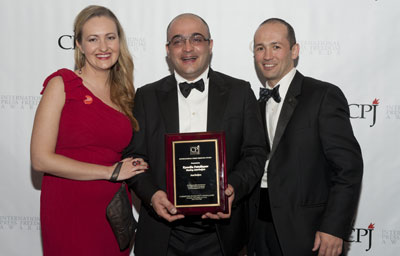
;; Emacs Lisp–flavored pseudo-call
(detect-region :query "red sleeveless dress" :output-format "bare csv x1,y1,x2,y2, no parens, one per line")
40,69,133,256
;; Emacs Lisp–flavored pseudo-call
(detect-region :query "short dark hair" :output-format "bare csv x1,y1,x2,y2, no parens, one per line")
166,13,211,41
259,18,296,48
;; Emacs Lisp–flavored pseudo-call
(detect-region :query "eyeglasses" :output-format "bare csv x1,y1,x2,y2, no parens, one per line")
167,33,210,48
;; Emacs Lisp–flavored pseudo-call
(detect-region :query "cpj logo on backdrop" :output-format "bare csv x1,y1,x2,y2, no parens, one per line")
349,99,379,127
346,223,375,252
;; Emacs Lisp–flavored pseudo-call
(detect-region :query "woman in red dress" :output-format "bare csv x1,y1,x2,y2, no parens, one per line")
30,5,146,256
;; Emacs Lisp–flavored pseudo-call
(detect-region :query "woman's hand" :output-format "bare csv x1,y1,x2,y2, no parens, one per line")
110,157,148,181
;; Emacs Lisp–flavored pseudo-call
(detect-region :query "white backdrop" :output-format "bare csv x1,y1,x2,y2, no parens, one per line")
1,0,399,255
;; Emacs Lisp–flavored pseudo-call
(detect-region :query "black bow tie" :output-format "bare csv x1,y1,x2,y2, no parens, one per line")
179,79,205,98
259,85,281,103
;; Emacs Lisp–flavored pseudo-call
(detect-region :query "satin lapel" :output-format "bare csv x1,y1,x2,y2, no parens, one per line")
156,75,179,133
207,69,229,131
270,71,303,157
259,101,270,150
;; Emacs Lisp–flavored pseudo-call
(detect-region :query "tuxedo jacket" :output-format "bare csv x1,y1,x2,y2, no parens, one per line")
249,71,363,255
123,69,267,256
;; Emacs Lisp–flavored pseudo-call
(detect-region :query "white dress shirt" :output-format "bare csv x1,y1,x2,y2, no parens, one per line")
261,68,296,188
175,67,209,133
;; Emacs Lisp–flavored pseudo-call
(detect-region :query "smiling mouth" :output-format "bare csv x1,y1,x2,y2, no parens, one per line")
96,53,111,58
263,63,275,67
262,63,276,70
182,56,197,62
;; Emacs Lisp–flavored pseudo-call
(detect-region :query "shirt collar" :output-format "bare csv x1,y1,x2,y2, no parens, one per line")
265,68,296,102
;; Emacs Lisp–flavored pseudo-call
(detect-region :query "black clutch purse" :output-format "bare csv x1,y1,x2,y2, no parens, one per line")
106,162,137,251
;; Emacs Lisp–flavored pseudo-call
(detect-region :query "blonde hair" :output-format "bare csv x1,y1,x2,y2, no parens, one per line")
74,5,138,131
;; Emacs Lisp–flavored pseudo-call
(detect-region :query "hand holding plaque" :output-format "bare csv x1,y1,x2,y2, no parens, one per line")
201,184,234,219
150,190,185,222
165,132,228,215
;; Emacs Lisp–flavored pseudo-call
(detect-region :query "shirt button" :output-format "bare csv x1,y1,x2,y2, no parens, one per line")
192,112,196,116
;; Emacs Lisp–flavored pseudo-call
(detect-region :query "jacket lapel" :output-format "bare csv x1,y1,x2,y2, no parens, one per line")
270,71,303,157
156,75,179,133
259,101,270,150
207,69,229,131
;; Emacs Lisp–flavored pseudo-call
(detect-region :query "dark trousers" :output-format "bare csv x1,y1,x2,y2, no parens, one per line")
248,188,283,256
167,219,223,256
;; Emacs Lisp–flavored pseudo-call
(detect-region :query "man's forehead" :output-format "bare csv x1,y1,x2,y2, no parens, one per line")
260,24,288,38
168,16,207,35
171,14,202,25
255,26,288,42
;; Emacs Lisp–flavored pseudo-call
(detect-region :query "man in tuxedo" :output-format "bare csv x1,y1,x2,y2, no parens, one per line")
124,13,267,256
247,18,363,256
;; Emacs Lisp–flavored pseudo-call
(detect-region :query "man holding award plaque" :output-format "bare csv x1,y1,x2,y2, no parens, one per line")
124,13,267,256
